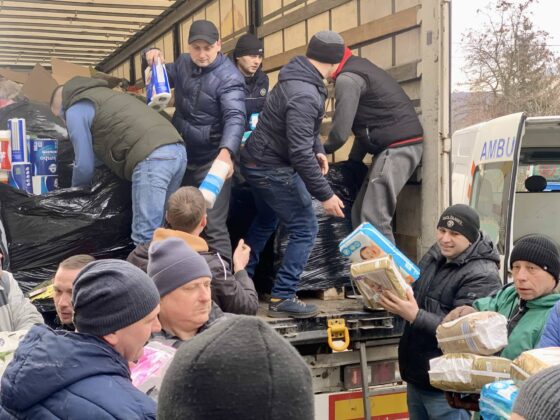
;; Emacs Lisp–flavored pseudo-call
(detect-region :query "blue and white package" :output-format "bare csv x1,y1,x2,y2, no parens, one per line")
7,118,28,163
339,222,420,282
479,380,519,420
30,139,58,176
249,113,259,130
32,175,58,195
8,162,32,193
241,131,252,146
148,60,171,111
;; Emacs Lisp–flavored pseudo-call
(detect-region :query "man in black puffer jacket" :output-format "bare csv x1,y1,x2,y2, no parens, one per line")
241,31,346,318
231,33,269,131
145,20,246,263
324,48,424,244
378,204,501,420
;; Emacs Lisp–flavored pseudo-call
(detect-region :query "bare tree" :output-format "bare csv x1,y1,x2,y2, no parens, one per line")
460,0,560,119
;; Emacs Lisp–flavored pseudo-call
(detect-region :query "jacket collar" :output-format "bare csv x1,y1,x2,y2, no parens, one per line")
152,227,209,252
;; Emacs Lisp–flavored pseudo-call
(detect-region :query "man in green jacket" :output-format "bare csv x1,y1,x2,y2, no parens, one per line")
446,234,560,360
50,77,187,245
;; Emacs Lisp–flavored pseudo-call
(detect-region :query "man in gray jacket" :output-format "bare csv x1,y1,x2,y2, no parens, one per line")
0,252,43,332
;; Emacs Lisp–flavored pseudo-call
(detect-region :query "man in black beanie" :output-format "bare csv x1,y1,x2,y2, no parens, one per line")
323,44,423,244
378,204,501,419
158,315,314,420
0,259,161,418
240,30,346,318
232,33,269,132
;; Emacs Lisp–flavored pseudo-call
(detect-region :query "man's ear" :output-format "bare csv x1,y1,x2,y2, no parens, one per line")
164,210,169,226
216,39,222,51
200,213,208,229
102,332,118,347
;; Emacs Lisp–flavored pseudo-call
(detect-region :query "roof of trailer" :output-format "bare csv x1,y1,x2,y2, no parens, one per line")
0,0,180,71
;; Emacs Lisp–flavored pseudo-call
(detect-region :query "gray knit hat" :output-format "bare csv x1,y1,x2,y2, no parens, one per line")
148,237,212,298
306,30,345,64
72,259,160,336
513,365,560,419
158,315,314,420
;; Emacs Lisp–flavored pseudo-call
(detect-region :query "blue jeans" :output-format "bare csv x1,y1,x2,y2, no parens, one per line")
131,143,187,245
242,166,318,299
407,383,470,420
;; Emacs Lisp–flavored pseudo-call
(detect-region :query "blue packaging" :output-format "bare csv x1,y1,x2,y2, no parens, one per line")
479,380,519,420
7,118,28,163
249,113,259,130
32,175,58,195
148,61,171,111
339,222,420,282
30,139,58,176
9,163,32,193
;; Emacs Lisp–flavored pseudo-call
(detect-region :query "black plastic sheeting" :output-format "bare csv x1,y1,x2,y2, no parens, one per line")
0,168,133,292
274,160,368,291
0,100,134,292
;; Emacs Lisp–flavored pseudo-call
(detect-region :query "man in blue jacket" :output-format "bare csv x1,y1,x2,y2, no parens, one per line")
240,31,346,318
145,20,246,263
0,259,161,418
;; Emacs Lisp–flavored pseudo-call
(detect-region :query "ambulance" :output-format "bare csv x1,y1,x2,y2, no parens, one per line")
452,112,560,279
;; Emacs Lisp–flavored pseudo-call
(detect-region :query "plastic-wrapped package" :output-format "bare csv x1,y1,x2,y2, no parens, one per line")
511,347,560,385
350,255,411,306
479,380,519,420
436,311,508,355
0,99,72,187
0,167,133,292
274,160,368,291
429,353,512,393
340,222,420,282
131,341,176,401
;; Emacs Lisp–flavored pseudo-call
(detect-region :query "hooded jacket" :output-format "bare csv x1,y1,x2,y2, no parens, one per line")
474,284,560,360
166,53,246,164
241,56,333,202
399,232,502,390
62,76,182,181
538,300,560,348
0,324,156,419
127,228,258,315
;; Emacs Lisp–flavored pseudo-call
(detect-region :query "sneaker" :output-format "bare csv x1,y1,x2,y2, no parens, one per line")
268,297,319,319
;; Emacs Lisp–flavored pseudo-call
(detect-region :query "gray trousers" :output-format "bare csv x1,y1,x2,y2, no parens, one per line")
183,160,232,262
351,142,423,244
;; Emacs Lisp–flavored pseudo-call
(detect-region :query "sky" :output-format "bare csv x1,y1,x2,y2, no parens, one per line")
452,0,560,91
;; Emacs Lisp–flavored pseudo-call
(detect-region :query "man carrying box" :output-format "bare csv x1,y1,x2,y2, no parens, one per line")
378,204,501,419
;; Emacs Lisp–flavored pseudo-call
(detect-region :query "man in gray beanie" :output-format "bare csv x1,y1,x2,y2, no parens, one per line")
148,237,225,348
158,315,314,420
240,30,346,318
0,259,161,418
511,365,560,419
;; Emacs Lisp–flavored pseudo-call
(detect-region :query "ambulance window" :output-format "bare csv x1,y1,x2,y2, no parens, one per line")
471,162,512,251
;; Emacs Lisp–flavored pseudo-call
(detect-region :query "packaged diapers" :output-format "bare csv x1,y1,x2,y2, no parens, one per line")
429,353,512,392
436,311,508,355
479,380,519,420
510,347,560,385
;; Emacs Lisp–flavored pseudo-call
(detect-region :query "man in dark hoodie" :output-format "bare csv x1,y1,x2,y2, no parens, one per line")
240,31,346,318
323,48,424,244
378,204,501,420
127,186,258,315
231,33,269,131
0,260,161,418
50,77,186,246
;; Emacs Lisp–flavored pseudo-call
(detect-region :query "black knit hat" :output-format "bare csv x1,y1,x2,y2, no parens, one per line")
306,31,345,64
513,365,560,419
158,316,314,420
510,235,560,282
234,33,264,58
437,204,480,243
72,259,160,336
